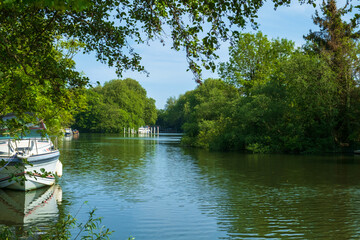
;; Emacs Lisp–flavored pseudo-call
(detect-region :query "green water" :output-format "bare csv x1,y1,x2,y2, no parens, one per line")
2,133,360,239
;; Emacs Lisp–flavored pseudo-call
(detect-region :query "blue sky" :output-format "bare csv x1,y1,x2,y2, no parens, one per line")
73,1,338,109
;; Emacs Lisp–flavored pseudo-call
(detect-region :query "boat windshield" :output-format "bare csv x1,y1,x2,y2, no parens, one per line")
0,128,45,139
22,129,44,139
1,114,47,139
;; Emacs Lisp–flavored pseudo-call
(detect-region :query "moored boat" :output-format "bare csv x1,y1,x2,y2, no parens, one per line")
138,126,150,134
64,128,72,136
0,115,62,191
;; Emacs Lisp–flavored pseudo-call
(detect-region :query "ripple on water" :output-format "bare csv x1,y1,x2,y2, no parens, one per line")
49,135,360,239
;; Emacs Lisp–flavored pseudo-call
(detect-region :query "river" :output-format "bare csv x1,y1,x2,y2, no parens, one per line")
2,133,360,239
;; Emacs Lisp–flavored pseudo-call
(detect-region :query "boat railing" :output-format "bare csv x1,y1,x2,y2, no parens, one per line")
0,139,15,157
0,137,58,157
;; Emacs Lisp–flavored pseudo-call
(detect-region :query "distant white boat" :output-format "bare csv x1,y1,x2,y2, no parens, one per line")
0,114,62,191
64,128,72,136
138,126,150,134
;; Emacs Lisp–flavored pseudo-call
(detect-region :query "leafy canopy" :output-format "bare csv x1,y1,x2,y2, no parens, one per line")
73,79,157,133
1,0,317,132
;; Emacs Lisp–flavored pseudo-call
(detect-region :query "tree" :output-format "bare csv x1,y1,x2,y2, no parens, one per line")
304,0,360,144
183,33,340,153
102,78,147,128
143,98,157,126
156,96,186,132
73,78,157,133
218,32,295,92
159,79,239,149
72,87,105,132
0,0,315,133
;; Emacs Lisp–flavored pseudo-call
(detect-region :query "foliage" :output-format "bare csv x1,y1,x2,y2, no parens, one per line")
73,79,157,133
0,207,114,240
0,0,317,135
229,51,338,153
158,78,239,149
218,32,295,91
144,98,157,126
71,88,105,133
3,0,358,152
162,22,360,153
304,0,360,144
0,38,87,136
156,96,186,132
0,0,306,79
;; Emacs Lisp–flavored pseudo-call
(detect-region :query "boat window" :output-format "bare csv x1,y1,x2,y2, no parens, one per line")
22,129,44,138
0,129,46,139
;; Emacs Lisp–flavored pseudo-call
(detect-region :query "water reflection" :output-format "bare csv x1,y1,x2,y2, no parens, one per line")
183,150,360,239
45,134,360,239
60,133,159,198
0,185,62,227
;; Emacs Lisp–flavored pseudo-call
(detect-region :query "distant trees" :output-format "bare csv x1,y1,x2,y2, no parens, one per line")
2,0,314,134
73,79,157,133
161,0,360,153
157,78,239,149
160,1,360,153
156,97,187,132
217,29,341,152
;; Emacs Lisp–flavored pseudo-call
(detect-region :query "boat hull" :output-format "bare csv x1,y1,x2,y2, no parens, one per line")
0,151,61,191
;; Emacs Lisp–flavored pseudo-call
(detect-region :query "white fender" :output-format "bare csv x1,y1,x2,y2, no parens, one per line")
55,160,63,177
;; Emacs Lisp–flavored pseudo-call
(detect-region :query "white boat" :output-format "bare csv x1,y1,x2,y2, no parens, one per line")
138,126,150,134
64,128,72,136
0,115,62,191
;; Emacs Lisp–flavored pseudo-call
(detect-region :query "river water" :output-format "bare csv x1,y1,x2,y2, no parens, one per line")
2,133,360,239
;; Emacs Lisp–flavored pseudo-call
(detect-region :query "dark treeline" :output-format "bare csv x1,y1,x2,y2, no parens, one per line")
72,78,157,133
157,0,360,153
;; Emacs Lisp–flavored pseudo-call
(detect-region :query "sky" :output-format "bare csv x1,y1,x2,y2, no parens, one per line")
72,1,331,109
